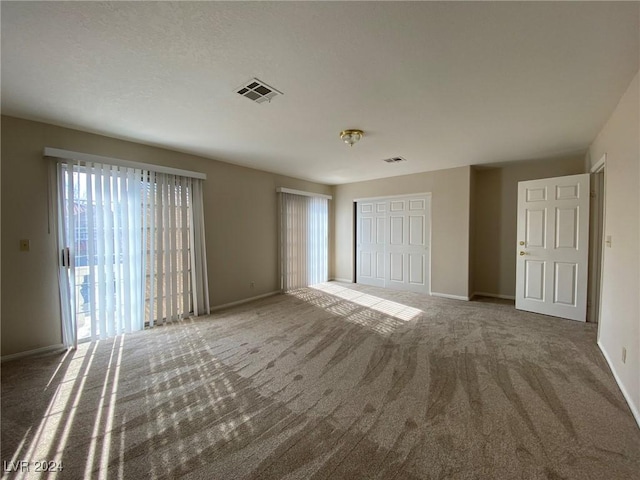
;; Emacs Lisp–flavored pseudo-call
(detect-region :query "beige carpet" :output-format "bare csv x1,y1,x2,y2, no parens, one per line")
2,282,639,479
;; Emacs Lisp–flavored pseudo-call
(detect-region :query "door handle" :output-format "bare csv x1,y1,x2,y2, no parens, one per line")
519,241,525,246
519,251,527,256
61,247,71,267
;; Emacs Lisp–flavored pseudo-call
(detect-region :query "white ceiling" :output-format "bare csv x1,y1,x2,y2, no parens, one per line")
2,2,638,185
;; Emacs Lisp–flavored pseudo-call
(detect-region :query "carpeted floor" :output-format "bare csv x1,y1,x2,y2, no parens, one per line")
2,282,639,479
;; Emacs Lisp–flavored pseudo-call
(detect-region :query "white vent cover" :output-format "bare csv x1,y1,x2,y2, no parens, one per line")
236,78,283,104
383,156,406,163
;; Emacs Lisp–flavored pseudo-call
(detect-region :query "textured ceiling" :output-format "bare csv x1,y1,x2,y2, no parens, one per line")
2,2,638,184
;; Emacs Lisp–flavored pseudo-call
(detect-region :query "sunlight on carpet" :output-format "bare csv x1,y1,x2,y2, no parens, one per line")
310,283,422,321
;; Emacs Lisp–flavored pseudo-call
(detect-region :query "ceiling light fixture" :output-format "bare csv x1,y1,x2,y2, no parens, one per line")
340,129,364,147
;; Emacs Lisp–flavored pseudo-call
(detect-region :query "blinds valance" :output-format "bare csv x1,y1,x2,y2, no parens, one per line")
44,147,206,180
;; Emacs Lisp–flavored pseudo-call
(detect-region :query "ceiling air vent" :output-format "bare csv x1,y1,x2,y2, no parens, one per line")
236,78,283,104
383,157,406,163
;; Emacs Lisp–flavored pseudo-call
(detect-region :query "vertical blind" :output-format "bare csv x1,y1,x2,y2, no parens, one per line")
280,192,329,291
56,160,209,347
143,172,211,327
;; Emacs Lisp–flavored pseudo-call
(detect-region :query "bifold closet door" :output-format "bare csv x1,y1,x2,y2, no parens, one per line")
355,200,387,287
356,195,430,294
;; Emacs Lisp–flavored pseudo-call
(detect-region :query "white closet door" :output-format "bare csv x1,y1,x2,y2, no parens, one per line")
387,197,430,293
356,195,430,294
356,200,386,287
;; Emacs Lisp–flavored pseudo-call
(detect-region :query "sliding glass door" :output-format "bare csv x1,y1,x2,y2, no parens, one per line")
56,160,210,347
57,164,146,344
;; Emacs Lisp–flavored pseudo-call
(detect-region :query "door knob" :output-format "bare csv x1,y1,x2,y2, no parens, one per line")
519,251,526,256
519,241,525,246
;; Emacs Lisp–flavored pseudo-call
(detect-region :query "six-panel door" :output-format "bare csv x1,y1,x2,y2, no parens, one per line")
515,174,590,321
356,201,387,287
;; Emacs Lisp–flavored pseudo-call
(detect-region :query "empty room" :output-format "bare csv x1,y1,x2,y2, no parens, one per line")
1,2,639,479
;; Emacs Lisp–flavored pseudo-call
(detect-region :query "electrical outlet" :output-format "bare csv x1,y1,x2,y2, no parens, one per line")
19,239,30,252
622,347,626,364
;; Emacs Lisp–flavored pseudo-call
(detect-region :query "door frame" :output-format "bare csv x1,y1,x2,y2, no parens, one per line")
589,155,607,331
353,192,432,294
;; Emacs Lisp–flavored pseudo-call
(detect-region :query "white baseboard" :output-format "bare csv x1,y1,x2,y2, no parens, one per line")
597,340,640,429
430,292,470,301
331,278,353,283
1,343,66,363
471,291,516,301
211,291,281,312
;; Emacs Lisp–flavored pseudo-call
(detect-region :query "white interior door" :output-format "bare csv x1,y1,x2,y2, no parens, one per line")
356,195,430,294
356,200,386,287
515,174,590,321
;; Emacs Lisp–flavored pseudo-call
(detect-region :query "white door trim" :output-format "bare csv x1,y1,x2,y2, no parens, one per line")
354,192,432,202
588,164,606,324
590,153,606,173
593,155,607,340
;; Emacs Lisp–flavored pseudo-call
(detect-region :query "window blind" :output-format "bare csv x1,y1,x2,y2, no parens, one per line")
279,192,329,291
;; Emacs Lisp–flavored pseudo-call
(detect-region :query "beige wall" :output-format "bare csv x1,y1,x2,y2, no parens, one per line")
472,155,586,298
1,116,332,356
468,166,477,296
589,71,639,423
333,166,471,299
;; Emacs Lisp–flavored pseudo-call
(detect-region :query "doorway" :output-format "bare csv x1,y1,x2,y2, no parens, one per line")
56,160,200,347
588,157,606,323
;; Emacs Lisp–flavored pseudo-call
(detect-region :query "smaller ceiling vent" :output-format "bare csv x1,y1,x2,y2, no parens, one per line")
383,156,406,163
236,78,283,104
